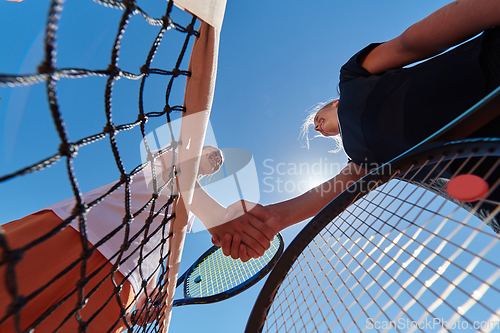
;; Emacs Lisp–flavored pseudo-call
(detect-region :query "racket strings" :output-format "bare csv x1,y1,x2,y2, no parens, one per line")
303,237,380,333
262,147,500,332
264,185,414,331
358,189,499,269
321,206,434,331
185,236,280,298
339,199,499,328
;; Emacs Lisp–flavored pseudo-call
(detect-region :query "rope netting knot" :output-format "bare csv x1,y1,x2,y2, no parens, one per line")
37,60,55,76
6,296,26,318
59,142,78,159
106,64,122,79
0,0,201,332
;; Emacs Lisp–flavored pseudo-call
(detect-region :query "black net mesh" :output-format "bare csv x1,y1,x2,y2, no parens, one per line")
0,0,200,332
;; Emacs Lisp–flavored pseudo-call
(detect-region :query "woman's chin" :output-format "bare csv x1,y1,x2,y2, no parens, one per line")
320,130,334,137
324,129,339,137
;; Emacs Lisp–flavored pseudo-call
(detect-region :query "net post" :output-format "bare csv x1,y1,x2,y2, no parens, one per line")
159,195,189,332
160,20,222,332
174,0,227,31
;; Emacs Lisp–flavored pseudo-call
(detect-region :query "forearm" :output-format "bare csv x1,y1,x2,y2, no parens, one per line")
190,182,227,228
214,164,367,261
269,163,367,231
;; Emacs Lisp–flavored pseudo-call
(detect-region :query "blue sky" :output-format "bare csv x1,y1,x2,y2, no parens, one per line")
0,0,453,331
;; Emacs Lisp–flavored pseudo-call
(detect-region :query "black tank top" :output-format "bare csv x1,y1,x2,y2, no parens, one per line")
337,28,500,167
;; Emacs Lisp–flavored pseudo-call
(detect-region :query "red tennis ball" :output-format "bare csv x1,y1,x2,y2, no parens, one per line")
447,174,489,202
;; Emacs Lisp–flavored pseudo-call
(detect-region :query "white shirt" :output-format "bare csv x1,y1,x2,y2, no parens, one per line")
48,157,194,294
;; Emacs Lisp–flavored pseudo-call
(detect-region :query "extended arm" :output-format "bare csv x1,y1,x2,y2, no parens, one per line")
362,0,500,74
218,163,369,259
260,163,367,231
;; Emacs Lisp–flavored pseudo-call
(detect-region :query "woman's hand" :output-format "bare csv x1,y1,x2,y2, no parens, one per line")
211,200,281,262
128,288,162,327
209,200,277,261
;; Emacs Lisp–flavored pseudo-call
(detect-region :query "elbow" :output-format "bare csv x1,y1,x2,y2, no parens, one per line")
399,26,448,62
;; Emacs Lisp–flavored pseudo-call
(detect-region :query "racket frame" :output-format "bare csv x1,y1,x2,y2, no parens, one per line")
173,232,284,307
245,138,500,332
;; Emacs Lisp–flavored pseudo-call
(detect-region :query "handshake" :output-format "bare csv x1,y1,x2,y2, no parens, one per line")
208,200,282,262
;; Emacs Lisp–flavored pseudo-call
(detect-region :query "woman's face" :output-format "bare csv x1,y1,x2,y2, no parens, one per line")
314,100,340,137
198,147,223,176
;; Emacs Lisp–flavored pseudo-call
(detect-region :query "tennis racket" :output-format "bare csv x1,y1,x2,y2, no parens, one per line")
173,232,284,307
246,138,500,332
